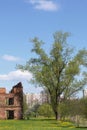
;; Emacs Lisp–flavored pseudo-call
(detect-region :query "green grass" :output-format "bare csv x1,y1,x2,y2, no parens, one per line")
0,119,86,130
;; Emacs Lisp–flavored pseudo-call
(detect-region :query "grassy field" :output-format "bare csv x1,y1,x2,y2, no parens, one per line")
0,119,86,130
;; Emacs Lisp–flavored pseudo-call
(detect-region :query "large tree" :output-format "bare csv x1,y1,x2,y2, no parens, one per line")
18,31,87,120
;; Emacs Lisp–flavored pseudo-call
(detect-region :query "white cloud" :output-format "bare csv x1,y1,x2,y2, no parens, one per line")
27,0,59,11
0,70,32,81
2,54,20,62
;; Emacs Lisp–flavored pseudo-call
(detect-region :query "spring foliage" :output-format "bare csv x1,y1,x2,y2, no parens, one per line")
18,31,87,120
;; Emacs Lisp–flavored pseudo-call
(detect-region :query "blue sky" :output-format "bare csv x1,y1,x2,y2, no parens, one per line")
0,0,87,95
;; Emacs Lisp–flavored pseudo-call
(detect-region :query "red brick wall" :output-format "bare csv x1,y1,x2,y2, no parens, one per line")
0,82,23,120
0,88,6,94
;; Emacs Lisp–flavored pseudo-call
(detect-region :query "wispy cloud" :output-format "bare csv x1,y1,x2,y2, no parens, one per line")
27,0,60,11
0,70,32,81
2,54,20,62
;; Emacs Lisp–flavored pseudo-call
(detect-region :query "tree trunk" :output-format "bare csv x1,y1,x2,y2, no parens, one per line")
50,92,60,120
55,111,58,120
55,111,60,120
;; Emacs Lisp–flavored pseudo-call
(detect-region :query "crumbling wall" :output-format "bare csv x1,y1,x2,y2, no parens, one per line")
0,82,23,120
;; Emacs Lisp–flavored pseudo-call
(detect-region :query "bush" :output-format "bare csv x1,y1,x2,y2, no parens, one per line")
37,103,54,118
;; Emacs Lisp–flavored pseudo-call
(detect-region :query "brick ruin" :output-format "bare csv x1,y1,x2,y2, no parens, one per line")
0,82,23,120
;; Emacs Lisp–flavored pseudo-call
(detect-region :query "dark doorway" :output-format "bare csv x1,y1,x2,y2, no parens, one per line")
7,110,14,119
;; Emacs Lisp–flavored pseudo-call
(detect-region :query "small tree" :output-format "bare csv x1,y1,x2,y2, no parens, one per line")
17,31,87,120
59,100,70,120
38,103,54,118
59,99,81,121
25,103,40,119
23,93,28,119
80,97,87,118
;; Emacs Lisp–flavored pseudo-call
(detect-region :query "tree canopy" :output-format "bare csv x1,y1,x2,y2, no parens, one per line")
17,31,87,120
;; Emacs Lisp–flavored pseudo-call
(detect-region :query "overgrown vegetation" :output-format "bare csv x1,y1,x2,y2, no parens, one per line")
23,95,87,127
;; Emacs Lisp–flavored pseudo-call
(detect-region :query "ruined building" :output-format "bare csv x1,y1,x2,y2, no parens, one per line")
0,82,23,119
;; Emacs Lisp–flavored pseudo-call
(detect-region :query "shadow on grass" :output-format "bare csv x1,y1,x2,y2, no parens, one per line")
29,118,55,121
76,127,87,128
